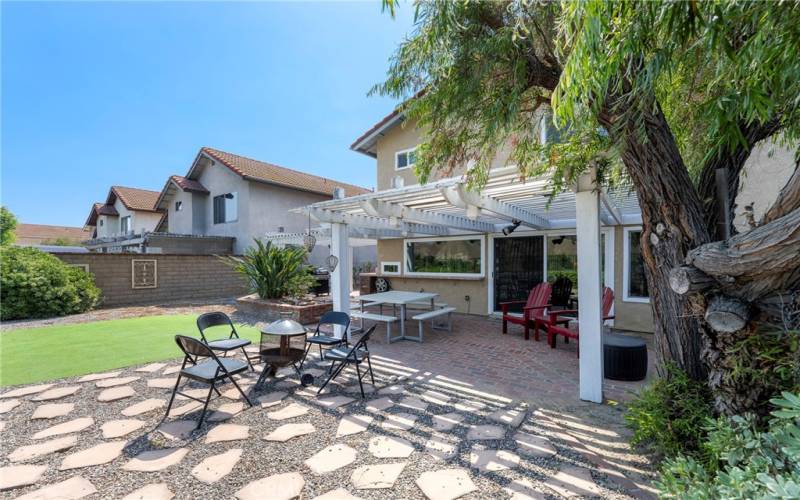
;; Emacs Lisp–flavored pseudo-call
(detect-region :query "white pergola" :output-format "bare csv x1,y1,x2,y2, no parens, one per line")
265,166,642,403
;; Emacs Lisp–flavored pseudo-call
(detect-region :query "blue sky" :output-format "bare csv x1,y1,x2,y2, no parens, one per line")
1,1,415,226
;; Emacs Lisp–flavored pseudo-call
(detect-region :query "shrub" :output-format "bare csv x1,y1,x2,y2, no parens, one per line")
0,206,17,245
224,239,316,300
0,246,100,320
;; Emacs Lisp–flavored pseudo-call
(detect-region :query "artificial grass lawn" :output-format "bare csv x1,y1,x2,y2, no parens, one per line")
0,314,262,387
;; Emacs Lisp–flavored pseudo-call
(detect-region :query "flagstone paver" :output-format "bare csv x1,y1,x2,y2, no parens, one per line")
469,448,520,472
205,424,249,443
0,399,21,414
425,436,458,461
454,400,488,413
432,412,464,431
191,448,242,484
343,383,377,395
275,379,300,390
8,435,78,462
416,468,477,500
208,402,244,422
122,483,174,500
305,444,357,474
421,390,451,405
504,479,547,500
382,412,418,431
264,423,316,442
163,365,181,375
157,420,196,440
121,398,166,416
136,362,167,373
1,384,54,399
317,395,355,409
77,371,122,383
102,419,146,438
33,417,94,440
221,385,253,400
369,435,415,458
313,489,363,500
59,440,127,470
235,472,305,500
398,396,429,412
257,391,287,408
96,376,140,388
365,397,394,413
32,403,74,419
122,448,189,472
267,403,308,420
176,388,209,400
350,462,406,490
0,422,4,432
378,385,405,396
488,408,526,428
97,386,136,402
466,424,505,440
169,401,203,416
513,432,557,458
32,386,80,401
16,475,97,500
0,464,47,491
147,378,178,389
543,464,603,497
336,414,373,437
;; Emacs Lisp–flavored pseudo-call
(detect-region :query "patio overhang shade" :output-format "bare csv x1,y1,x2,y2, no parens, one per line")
265,165,642,403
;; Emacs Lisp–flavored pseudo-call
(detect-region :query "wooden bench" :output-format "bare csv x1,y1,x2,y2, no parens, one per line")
350,311,400,343
410,307,456,342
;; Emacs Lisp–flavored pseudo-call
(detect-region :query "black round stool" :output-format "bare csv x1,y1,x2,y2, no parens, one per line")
604,333,648,381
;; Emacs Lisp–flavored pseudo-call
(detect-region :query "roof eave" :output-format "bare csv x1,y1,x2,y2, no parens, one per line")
349,112,404,157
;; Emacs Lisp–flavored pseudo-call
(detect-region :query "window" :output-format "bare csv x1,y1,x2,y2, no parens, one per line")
395,148,417,170
380,261,401,276
213,192,238,224
405,236,484,277
120,216,131,234
624,227,650,302
99,219,104,227
175,201,183,212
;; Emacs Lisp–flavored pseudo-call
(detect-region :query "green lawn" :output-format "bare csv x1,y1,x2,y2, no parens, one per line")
0,315,262,387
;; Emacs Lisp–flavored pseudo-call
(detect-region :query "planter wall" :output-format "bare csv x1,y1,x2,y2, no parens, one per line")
235,294,333,324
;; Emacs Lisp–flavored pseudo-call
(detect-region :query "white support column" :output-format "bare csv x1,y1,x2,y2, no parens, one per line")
330,222,350,339
575,168,604,403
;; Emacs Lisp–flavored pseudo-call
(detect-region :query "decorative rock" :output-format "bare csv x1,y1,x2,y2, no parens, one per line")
421,390,451,405
543,465,603,498
98,386,136,402
313,489,363,500
469,448,519,472
147,378,178,389
121,398,166,416
136,362,167,373
0,399,21,414
235,472,305,500
336,414,373,437
504,479,547,500
77,371,121,382
0,384,53,399
369,435,415,458
59,440,127,470
169,401,203,416
0,464,47,491
425,436,458,461
122,483,174,500
102,419,146,438
399,396,429,412
15,476,96,500
32,386,80,401
365,397,394,413
267,403,308,420
350,462,406,490
257,391,287,408
122,448,189,472
191,448,242,484
466,424,505,441
264,423,316,442
317,395,355,409
32,403,74,419
432,412,464,431
33,417,94,439
305,444,357,474
205,424,249,443
415,468,477,500
207,402,244,422
378,384,405,396
488,408,526,428
96,376,139,388
157,420,196,440
381,412,418,431
513,432,557,458
454,400,487,413
8,435,78,462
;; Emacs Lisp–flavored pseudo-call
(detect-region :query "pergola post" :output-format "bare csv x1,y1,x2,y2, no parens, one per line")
330,222,350,339
575,167,604,403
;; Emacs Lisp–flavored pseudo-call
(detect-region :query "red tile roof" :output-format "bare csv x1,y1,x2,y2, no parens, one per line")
15,223,92,246
170,175,209,194
108,186,162,212
85,202,118,227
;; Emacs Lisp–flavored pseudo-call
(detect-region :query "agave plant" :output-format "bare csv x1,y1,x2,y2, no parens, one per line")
224,239,316,300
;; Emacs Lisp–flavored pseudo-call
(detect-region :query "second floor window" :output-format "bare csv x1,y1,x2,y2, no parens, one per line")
213,192,238,224
120,216,131,233
395,148,416,170
175,201,183,212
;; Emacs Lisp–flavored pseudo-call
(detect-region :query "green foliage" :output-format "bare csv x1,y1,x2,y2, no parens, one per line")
657,392,800,499
42,237,78,247
626,363,714,458
0,246,100,320
224,240,315,300
0,206,18,246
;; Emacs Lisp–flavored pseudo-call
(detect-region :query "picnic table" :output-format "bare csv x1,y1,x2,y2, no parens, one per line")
358,290,439,342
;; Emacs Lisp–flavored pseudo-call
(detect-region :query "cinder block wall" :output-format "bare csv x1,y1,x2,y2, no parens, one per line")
56,253,248,308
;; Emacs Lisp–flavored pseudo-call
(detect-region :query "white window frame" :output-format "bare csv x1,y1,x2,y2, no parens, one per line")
380,261,401,276
394,147,417,171
120,215,131,234
404,234,485,278
623,226,650,303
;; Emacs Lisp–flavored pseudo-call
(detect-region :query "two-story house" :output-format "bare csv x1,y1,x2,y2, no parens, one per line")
84,186,165,252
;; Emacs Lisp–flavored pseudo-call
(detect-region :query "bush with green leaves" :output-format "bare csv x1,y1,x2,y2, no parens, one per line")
0,246,100,320
224,240,316,300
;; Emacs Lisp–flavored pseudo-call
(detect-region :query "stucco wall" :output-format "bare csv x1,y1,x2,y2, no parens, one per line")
166,187,195,235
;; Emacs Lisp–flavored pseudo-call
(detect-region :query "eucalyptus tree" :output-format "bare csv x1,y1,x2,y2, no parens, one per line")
377,0,800,414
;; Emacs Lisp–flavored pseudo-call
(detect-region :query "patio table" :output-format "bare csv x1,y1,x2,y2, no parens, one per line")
359,290,439,342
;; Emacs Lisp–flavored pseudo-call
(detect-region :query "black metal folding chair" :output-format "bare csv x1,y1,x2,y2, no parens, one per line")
299,311,350,370
197,312,255,370
163,335,253,429
317,325,377,398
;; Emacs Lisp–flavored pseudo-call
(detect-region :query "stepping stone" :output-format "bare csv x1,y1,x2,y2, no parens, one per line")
33,417,94,440
425,436,458,461
98,386,136,402
317,395,355,409
343,383,377,395
378,384,405,396
303,367,325,377
32,403,74,419
0,422,4,432
8,435,78,462
0,399,21,414
369,435,415,458
469,448,519,472
59,440,127,470
15,476,96,500
257,391,287,408
513,432,557,458
504,479,547,500
466,424,505,441
205,424,249,443
122,483,174,500
365,397,394,413
122,398,166,416
381,412,418,431
432,413,464,431
169,401,203,416
96,376,140,388
0,464,47,491
32,386,80,401
207,402,244,422
147,378,178,389
313,489,363,500
399,396,429,412
350,462,406,490
221,385,252,400
77,371,122,382
122,448,189,472
275,379,300,390
296,387,330,398
305,444,357,474
0,384,54,399
191,448,242,484
267,403,308,420
176,388,209,400
416,468,477,500
264,423,315,442
454,400,487,413
235,472,305,500
421,390,451,405
163,365,181,375
488,408,526,428
136,362,167,373
102,419,146,438
336,414,373,437
157,420,196,440
543,465,602,498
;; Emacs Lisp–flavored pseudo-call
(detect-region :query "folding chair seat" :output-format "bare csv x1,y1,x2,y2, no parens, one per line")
318,325,377,398
197,311,255,370
300,311,350,369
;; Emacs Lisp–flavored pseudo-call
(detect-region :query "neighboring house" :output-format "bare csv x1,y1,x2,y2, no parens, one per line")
14,223,92,247
84,186,164,252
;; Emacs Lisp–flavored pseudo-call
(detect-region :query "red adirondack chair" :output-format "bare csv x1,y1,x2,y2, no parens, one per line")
545,287,615,356
500,282,553,341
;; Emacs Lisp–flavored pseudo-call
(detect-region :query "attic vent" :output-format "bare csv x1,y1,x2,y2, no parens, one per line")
278,226,285,233
391,176,405,189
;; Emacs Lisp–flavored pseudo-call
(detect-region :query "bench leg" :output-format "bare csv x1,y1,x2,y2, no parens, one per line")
419,321,424,342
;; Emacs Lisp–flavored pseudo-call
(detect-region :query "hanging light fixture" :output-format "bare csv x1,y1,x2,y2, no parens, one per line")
326,254,339,272
302,213,316,252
